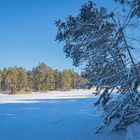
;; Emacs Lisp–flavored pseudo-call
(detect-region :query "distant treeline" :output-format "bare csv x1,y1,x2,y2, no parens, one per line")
0,63,88,94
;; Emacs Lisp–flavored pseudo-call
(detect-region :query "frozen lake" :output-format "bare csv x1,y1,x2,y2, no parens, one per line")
0,90,138,140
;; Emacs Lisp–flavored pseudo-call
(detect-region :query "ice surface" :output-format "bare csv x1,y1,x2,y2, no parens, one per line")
0,90,139,140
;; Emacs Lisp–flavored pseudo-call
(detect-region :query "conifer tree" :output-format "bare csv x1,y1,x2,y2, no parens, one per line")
0,64,87,93
54,70,62,90
55,1,140,132
45,68,56,91
27,70,33,90
0,70,2,91
16,67,28,91
32,63,48,91
61,70,72,91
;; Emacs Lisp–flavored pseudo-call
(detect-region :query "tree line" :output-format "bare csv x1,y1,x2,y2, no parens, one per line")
0,63,87,94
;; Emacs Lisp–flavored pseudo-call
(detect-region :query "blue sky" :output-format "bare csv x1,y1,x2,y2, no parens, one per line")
1,0,138,71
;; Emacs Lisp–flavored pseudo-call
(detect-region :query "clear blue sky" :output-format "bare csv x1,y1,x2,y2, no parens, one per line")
1,0,138,71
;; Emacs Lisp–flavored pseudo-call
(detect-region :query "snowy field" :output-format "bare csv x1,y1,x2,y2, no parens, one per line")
0,90,139,140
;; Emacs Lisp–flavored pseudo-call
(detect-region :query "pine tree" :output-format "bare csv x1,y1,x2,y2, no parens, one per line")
114,0,140,17
32,63,48,91
16,67,28,91
54,70,62,90
0,70,2,92
55,1,140,132
0,64,86,93
45,68,56,91
61,70,72,91
2,67,19,94
27,70,33,90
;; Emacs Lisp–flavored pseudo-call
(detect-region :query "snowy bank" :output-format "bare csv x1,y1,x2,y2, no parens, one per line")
0,90,95,104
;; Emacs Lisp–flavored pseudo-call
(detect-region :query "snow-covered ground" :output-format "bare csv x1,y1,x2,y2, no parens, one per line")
0,90,95,104
0,90,139,140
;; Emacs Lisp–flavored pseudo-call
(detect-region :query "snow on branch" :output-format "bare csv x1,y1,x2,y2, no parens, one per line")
55,1,140,133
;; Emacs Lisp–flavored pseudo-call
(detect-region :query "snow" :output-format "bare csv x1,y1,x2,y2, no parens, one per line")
126,123,140,140
0,90,139,140
0,90,95,104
